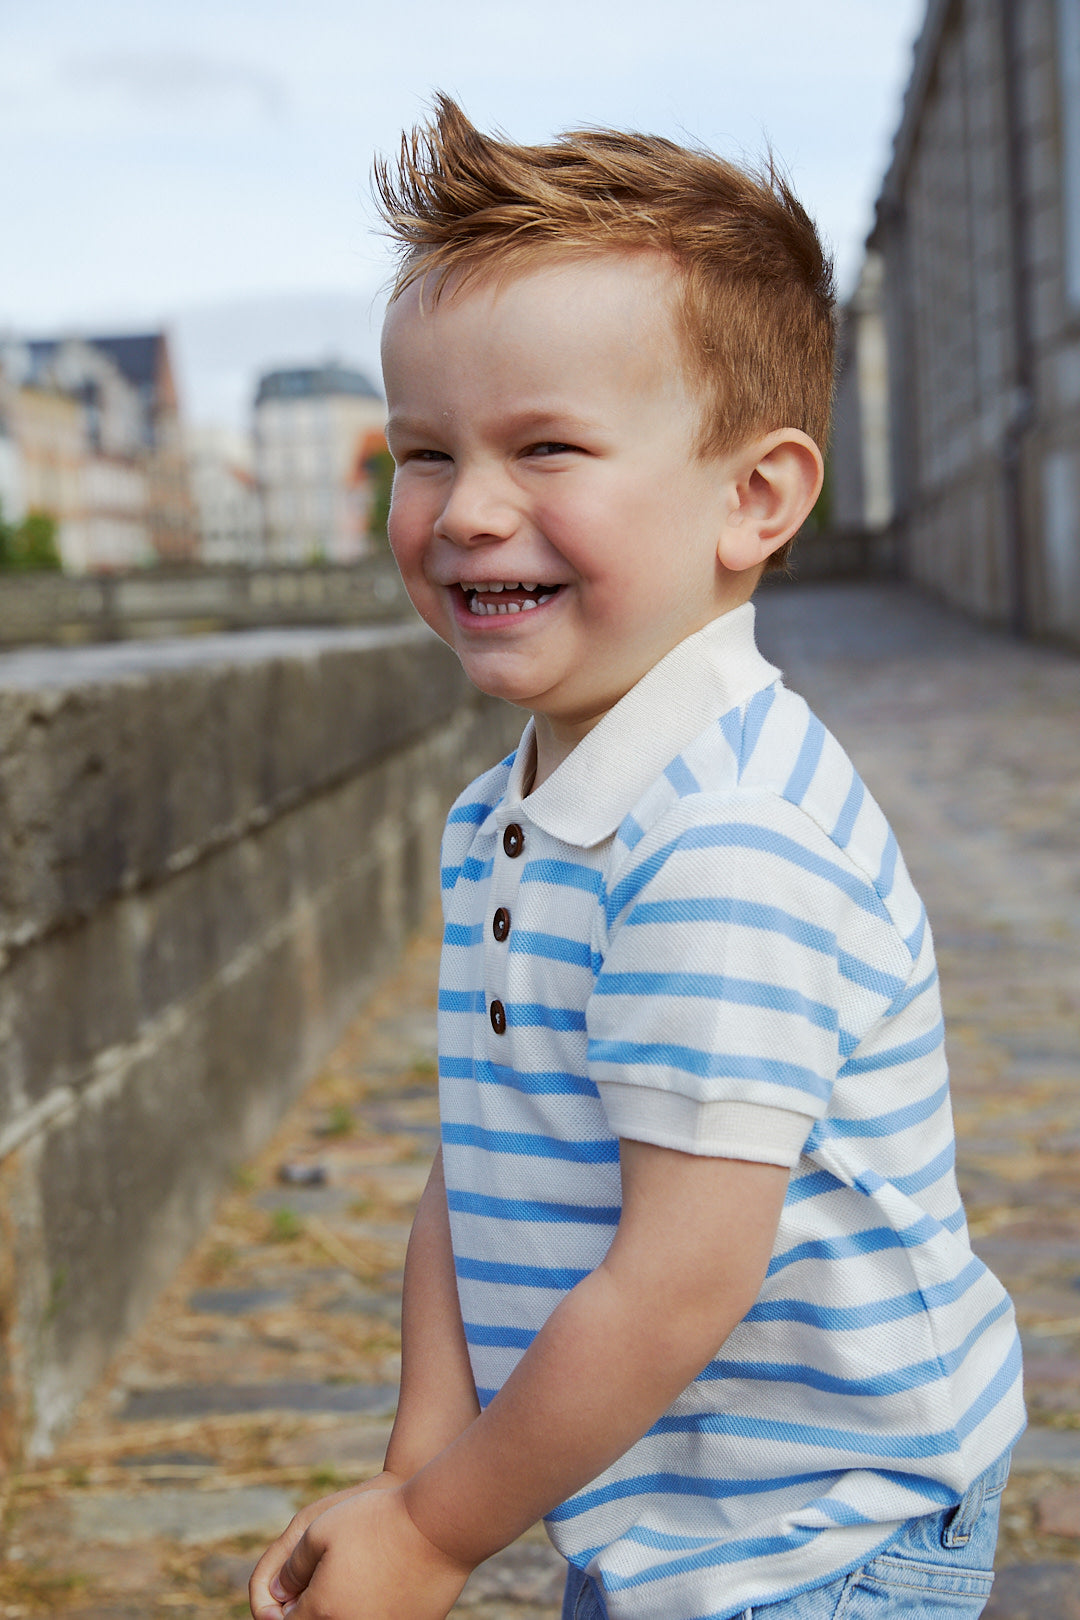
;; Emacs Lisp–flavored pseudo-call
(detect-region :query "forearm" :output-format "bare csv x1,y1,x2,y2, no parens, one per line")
402,1150,789,1569
384,1148,480,1479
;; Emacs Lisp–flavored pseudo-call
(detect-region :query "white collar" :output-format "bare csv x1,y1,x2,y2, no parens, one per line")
498,602,780,848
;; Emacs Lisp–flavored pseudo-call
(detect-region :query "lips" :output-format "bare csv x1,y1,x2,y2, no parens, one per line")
461,581,562,616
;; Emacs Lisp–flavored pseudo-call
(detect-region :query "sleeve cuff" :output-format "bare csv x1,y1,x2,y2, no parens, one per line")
597,1082,815,1167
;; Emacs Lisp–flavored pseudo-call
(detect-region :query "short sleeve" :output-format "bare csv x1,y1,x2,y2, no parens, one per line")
586,790,900,1161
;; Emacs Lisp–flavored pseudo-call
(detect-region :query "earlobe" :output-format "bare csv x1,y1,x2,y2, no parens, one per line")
716,430,824,573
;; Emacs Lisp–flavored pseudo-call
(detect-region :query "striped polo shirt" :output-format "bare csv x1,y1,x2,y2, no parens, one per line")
437,603,1024,1620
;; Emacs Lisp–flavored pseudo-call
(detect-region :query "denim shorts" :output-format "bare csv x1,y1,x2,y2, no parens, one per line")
560,1452,1009,1620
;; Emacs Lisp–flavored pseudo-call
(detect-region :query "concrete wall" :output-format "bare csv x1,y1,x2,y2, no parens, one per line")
867,0,1080,643
0,623,521,1461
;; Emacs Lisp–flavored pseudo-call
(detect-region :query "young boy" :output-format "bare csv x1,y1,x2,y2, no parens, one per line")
250,97,1024,1620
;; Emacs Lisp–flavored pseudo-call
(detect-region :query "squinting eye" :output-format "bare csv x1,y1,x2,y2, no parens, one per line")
528,442,577,457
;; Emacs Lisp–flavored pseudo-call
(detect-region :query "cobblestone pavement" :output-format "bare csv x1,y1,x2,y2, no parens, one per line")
1,581,1078,1619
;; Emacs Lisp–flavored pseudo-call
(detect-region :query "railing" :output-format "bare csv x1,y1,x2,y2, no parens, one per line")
0,555,413,646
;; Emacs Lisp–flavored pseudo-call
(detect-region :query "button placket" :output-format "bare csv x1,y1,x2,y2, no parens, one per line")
486,819,526,1038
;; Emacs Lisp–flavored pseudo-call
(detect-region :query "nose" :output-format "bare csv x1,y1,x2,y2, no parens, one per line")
433,465,518,548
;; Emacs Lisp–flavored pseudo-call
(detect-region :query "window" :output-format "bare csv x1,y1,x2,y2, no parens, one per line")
1060,0,1080,309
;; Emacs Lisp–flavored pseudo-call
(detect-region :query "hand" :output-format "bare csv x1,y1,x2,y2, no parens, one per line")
255,1484,473,1620
249,1471,403,1620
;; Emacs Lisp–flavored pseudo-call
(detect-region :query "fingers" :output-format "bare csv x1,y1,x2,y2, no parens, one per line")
270,1524,322,1607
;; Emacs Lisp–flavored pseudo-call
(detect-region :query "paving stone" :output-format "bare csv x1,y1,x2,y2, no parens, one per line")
1011,1425,1080,1471
199,1548,259,1598
267,1418,394,1469
458,1540,567,1608
983,1562,1080,1618
1035,1483,1080,1536
187,1287,290,1315
119,1381,398,1421
25,1485,297,1546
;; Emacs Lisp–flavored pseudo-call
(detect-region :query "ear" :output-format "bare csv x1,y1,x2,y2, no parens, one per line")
716,430,824,573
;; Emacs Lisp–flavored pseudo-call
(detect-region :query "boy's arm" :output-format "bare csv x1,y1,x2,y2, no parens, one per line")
262,1140,788,1619
385,1146,482,1473
249,1149,478,1618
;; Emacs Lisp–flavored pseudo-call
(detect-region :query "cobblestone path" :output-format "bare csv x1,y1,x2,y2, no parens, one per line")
1,581,1077,1619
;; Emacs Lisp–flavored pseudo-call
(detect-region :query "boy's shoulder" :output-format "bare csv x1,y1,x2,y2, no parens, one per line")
613,678,925,963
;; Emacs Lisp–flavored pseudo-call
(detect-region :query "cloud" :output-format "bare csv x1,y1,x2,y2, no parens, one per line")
62,50,288,121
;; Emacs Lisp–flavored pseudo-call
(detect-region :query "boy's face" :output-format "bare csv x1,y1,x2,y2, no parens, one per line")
382,253,748,759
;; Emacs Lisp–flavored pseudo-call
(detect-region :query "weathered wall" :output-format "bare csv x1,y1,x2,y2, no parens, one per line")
869,0,1080,643
0,623,521,1461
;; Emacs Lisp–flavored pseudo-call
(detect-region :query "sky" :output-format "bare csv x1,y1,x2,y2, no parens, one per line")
1,0,927,429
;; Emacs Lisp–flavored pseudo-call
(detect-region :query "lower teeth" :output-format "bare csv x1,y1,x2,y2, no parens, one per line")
468,590,555,616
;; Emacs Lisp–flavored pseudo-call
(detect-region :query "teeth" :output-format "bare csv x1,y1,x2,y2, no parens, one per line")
463,583,560,615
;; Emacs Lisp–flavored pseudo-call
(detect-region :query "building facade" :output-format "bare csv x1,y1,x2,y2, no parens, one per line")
848,0,1080,641
0,332,196,572
184,424,262,565
254,364,386,563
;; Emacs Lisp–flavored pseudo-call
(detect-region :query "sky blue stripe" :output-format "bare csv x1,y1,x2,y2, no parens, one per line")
650,1409,960,1462
521,858,603,896
839,1020,945,1076
548,1469,834,1523
627,895,838,957
448,1189,619,1225
588,1038,830,1100
619,813,646,850
441,864,461,890
463,1320,536,1349
665,756,700,796
456,1254,590,1289
473,1058,599,1097
956,1336,1024,1439
603,1525,819,1592
700,1298,1014,1397
461,854,493,883
447,799,493,825
719,708,742,756
508,930,595,968
831,774,864,847
767,1213,940,1275
738,686,777,778
444,921,483,947
835,949,906,999
906,908,927,958
678,824,891,919
877,829,899,897
892,1139,956,1195
744,1255,984,1331
593,971,838,1033
886,966,939,1018
507,1002,587,1032
442,1121,619,1163
783,713,826,805
439,989,486,1014
822,1078,950,1139
785,1167,848,1205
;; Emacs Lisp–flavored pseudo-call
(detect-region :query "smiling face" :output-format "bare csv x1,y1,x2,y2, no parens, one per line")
381,253,753,778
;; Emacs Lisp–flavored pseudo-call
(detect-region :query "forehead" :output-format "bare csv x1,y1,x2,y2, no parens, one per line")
381,251,687,388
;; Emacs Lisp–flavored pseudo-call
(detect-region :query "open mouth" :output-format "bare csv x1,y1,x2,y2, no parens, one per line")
461,582,562,616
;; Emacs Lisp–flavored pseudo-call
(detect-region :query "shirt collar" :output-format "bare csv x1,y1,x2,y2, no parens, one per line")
499,601,781,847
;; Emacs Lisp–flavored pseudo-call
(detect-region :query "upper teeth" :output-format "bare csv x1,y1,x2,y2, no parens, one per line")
466,582,539,593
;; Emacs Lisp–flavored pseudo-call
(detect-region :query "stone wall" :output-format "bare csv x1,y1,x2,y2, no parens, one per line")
0,623,521,1461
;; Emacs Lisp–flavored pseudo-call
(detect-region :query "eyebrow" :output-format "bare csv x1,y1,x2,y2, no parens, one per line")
387,406,602,441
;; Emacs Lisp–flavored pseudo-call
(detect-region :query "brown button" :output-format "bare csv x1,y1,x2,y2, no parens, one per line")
492,906,511,942
489,999,507,1035
503,823,525,858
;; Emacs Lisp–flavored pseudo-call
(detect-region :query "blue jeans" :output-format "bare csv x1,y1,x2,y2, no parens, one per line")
560,1453,1008,1620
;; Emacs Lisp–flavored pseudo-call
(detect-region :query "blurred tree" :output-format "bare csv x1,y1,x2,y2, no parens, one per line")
364,446,396,548
0,504,63,572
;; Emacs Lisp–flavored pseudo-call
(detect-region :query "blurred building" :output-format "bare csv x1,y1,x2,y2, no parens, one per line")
185,423,262,564
254,363,386,562
839,0,1080,642
0,331,195,572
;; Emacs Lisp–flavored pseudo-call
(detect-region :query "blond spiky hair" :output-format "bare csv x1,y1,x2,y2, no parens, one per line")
375,96,835,565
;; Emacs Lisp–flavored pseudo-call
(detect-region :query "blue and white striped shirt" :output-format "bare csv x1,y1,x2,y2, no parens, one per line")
437,604,1024,1620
